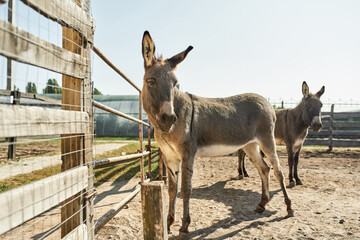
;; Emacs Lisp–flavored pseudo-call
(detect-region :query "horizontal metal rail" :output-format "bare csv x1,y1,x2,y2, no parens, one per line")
93,151,150,168
92,45,141,93
94,178,150,233
93,100,150,127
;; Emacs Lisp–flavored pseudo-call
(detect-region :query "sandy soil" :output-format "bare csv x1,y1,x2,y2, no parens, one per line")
96,147,360,239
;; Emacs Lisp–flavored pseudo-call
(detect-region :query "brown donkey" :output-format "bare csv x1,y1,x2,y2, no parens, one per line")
141,31,293,235
238,82,325,187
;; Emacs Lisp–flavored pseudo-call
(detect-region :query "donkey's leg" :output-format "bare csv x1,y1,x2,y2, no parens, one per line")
166,166,179,233
260,139,294,217
294,148,303,185
243,143,270,212
179,155,195,234
243,153,250,178
286,145,296,188
238,149,247,179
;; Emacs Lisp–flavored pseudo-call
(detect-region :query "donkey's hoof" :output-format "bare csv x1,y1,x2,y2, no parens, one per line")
288,181,295,188
244,173,250,178
286,209,295,218
254,205,265,213
239,175,244,180
296,180,303,185
179,228,189,239
178,230,190,240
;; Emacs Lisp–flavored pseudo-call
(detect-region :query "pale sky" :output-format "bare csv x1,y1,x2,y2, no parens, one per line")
0,0,359,110
91,0,360,106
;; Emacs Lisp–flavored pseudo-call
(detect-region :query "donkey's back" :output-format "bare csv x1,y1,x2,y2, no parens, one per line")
190,92,277,156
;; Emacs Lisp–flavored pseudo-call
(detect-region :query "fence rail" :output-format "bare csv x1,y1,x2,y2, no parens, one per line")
0,0,161,236
0,0,94,239
305,105,360,149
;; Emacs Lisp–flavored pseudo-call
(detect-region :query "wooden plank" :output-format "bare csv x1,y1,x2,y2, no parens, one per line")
321,111,332,116
320,120,330,128
62,224,88,240
333,121,360,128
0,104,89,138
94,151,150,168
21,0,94,42
333,112,360,119
141,181,167,240
0,166,88,236
0,89,11,96
307,130,331,137
303,139,330,146
61,11,83,237
0,19,88,78
332,130,360,137
332,140,360,148
83,21,95,239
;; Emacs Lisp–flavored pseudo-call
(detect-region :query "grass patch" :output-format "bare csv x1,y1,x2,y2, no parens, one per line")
94,143,160,186
0,165,61,193
94,142,142,160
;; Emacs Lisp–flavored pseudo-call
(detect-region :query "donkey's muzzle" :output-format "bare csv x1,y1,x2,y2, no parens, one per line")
311,116,322,132
159,113,177,132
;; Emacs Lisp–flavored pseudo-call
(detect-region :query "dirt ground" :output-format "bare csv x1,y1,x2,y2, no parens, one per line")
96,147,360,239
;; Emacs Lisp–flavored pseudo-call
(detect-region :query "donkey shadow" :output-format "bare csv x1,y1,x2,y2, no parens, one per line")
169,179,283,240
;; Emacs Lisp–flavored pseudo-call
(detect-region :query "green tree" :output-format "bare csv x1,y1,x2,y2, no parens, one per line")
13,85,20,91
94,87,102,95
43,79,61,94
25,82,37,94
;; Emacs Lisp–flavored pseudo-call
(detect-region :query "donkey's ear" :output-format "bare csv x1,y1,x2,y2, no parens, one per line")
316,86,325,98
166,46,193,69
302,81,309,98
142,31,156,68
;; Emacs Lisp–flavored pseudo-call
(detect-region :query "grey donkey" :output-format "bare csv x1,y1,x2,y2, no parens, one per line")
238,81,325,187
141,31,294,235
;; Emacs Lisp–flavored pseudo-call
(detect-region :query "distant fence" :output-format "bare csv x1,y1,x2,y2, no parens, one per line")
304,104,360,149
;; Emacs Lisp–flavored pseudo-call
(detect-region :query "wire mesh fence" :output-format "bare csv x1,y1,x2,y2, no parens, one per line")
0,0,95,239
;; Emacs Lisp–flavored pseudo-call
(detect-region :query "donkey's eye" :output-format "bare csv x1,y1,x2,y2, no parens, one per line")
146,78,156,88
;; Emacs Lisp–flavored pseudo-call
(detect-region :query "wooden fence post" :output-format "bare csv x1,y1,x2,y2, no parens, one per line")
84,80,94,239
328,104,335,151
83,5,94,237
141,181,168,240
6,0,15,160
7,90,19,159
60,0,83,237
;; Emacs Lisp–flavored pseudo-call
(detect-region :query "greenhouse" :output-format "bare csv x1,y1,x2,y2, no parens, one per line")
93,95,150,137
